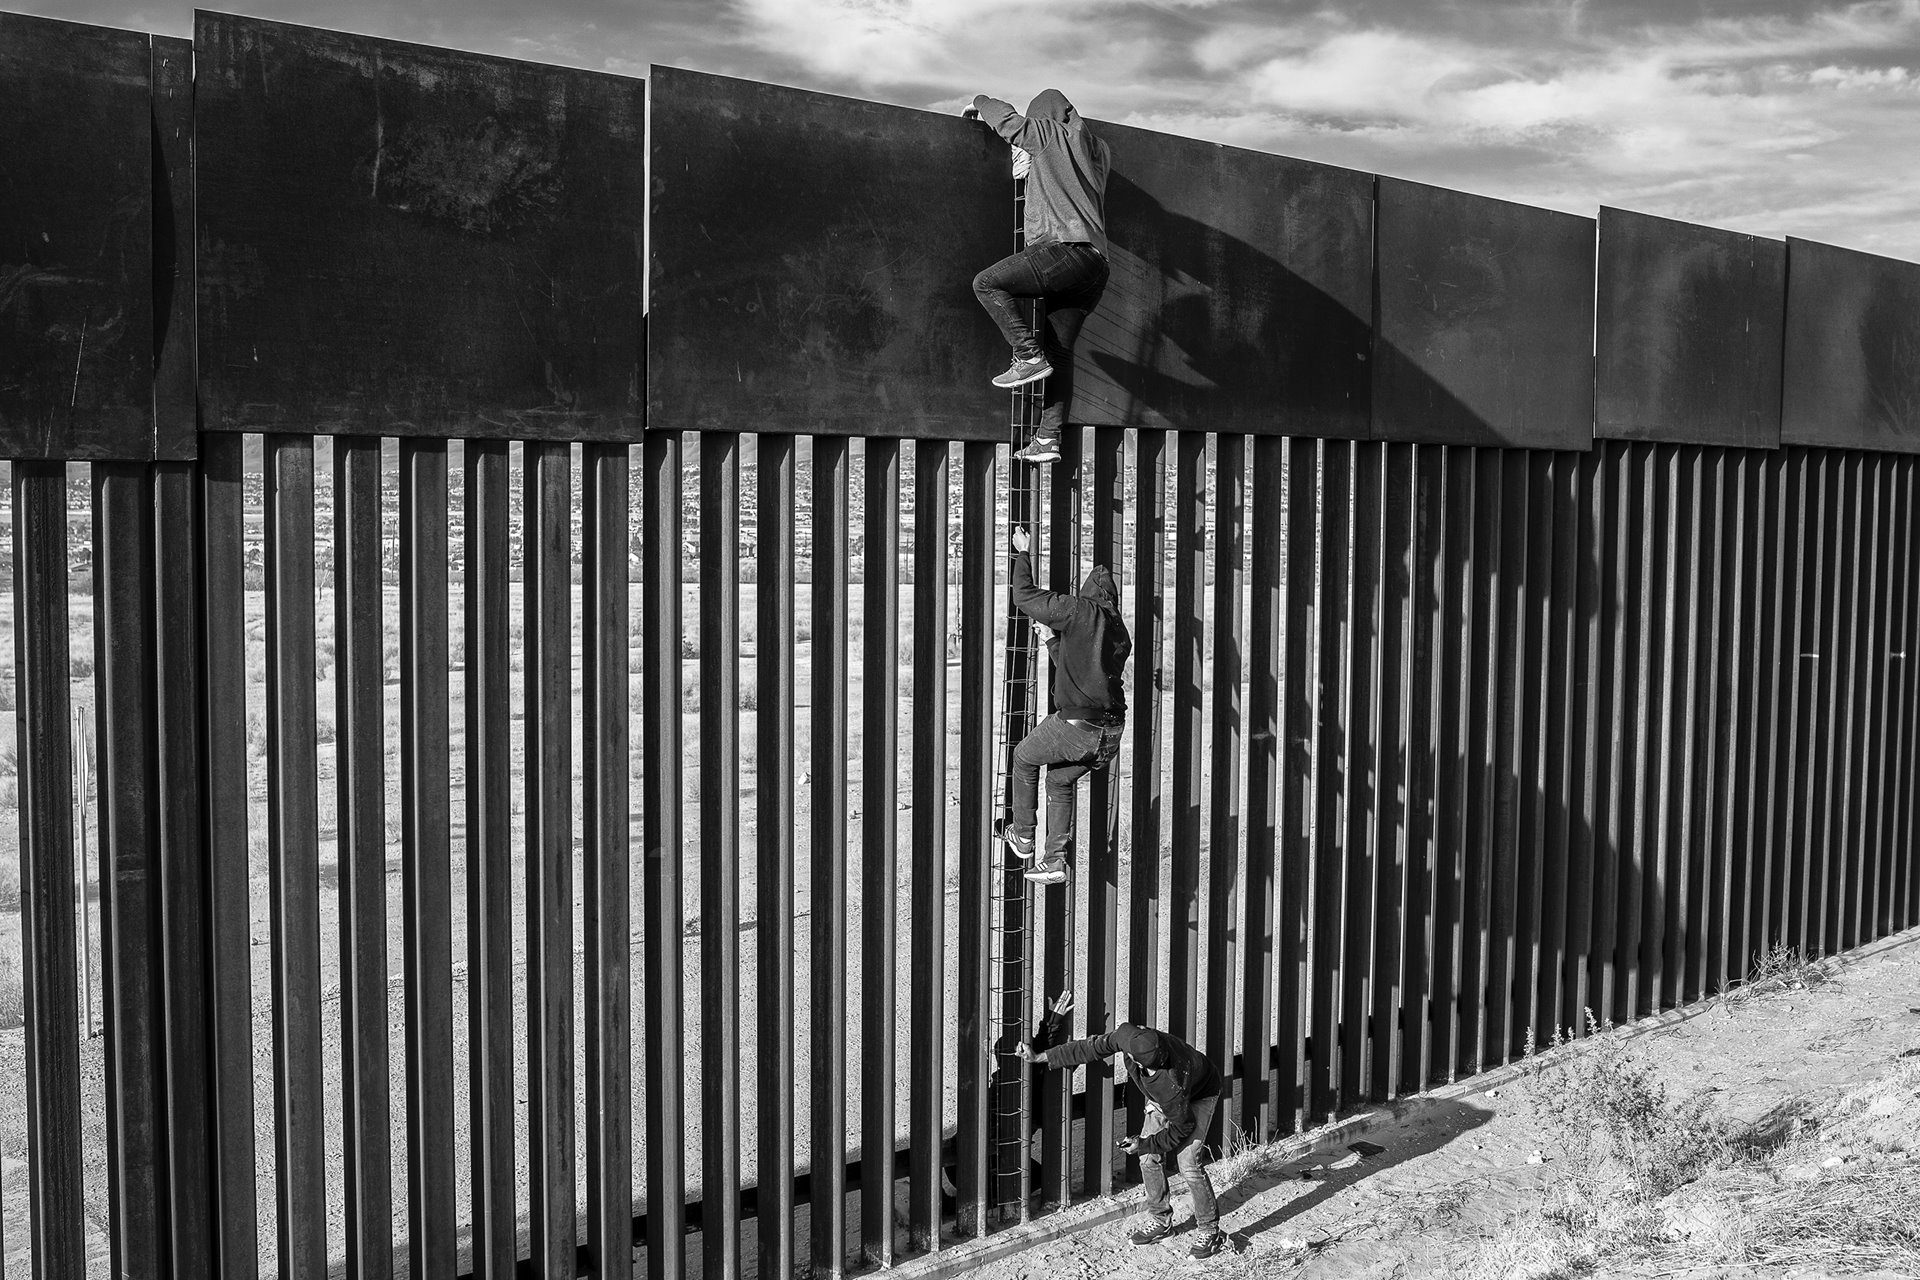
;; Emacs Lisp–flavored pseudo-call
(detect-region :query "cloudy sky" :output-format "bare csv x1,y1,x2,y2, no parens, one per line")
29,0,1920,258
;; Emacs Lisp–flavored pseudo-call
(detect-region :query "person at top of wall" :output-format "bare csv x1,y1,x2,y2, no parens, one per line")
963,88,1111,466
995,523,1130,885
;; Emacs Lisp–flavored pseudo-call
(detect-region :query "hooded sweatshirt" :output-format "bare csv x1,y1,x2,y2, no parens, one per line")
1010,553,1130,723
1043,1024,1224,1155
970,89,1111,255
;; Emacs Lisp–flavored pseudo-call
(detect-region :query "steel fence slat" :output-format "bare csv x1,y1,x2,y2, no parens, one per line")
263,434,326,1279
810,436,852,1276
641,432,688,1280
583,442,633,1280
463,439,517,1280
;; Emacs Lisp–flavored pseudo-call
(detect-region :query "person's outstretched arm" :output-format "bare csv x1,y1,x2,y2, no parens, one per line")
968,95,1068,153
1010,527,1076,629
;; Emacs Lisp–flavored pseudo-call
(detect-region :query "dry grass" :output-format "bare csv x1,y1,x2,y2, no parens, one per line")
1719,941,1836,1007
1740,1163,1920,1271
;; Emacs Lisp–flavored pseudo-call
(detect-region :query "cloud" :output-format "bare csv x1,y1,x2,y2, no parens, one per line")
730,0,1920,257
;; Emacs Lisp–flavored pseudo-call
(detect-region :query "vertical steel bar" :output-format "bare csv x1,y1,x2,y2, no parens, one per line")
1789,454,1828,955
1204,433,1249,1111
1486,452,1528,1064
757,436,798,1274
1404,445,1443,1089
1340,441,1380,1104
1877,460,1914,939
1082,428,1124,1187
1462,449,1501,1070
583,442,633,1280
1538,453,1578,1041
1724,455,1764,985
1765,453,1807,956
153,461,213,1278
1278,438,1316,1125
1622,445,1661,1019
1688,454,1725,1002
810,436,852,1275
861,438,900,1263
1893,460,1920,933
1310,439,1352,1119
698,432,742,1277
1433,448,1471,1075
641,432,688,1279
399,440,455,1280
464,439,516,1280
1833,457,1873,952
1039,431,1079,1207
333,437,392,1280
1167,431,1206,1045
1205,432,1245,1134
1126,429,1166,1157
910,441,951,1249
94,462,163,1278
1856,458,1891,947
1596,444,1632,1025
1665,449,1703,1010
1239,436,1282,1139
196,433,259,1279
1814,457,1854,956
1703,453,1741,997
525,441,576,1279
956,439,997,1230
1567,449,1605,1033
14,460,85,1277
264,434,326,1279
1373,443,1414,1098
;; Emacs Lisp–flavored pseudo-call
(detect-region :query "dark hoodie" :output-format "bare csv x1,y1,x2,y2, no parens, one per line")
1011,552,1130,723
1043,1024,1224,1155
970,89,1111,255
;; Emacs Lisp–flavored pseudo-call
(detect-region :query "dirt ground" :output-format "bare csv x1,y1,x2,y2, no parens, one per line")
964,929,1920,1280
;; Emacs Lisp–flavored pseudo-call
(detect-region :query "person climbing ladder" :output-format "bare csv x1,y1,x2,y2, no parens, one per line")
964,88,1111,465
994,523,1130,884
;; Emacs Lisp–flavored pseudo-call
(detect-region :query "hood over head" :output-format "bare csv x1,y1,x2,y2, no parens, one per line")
1026,88,1076,123
1079,564,1119,611
1113,1024,1167,1068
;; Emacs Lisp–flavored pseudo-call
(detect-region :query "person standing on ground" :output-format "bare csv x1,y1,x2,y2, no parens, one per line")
963,88,1111,466
1015,1010,1230,1258
995,523,1129,885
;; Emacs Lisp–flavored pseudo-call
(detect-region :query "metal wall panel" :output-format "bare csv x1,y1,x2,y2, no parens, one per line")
195,13,644,439
647,67,1007,439
0,14,153,459
1374,180,1596,450
1073,127,1372,436
1782,237,1920,452
1597,208,1785,449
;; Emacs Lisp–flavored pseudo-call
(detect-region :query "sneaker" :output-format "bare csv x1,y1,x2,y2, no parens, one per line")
1024,857,1070,885
1013,434,1061,464
1129,1217,1177,1246
993,817,1036,860
992,357,1052,388
1189,1229,1229,1259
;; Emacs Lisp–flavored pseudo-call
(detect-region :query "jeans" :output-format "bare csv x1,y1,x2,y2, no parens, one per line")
973,242,1110,433
1010,713,1123,861
1139,1092,1218,1230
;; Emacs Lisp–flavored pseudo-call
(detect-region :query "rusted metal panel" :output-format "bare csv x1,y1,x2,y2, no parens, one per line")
0,13,152,459
647,67,1005,440
195,12,644,440
1374,180,1595,450
1073,127,1372,436
152,35,198,462
1782,238,1920,452
1596,208,1785,449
